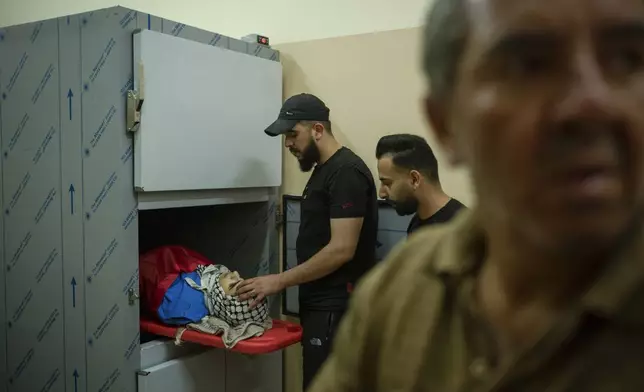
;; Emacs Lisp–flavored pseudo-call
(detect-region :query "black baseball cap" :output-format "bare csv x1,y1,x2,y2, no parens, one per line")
264,93,330,136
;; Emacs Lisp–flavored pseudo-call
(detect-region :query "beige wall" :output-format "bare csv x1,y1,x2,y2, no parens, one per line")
275,27,474,392
276,27,473,204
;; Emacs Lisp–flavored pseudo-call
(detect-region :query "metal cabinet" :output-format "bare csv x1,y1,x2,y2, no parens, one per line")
138,339,283,392
0,7,283,392
225,352,283,392
138,349,226,392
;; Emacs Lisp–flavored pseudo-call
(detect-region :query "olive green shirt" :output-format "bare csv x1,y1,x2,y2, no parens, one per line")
308,210,644,392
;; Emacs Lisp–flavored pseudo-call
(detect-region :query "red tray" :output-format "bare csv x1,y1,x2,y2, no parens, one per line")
140,316,302,355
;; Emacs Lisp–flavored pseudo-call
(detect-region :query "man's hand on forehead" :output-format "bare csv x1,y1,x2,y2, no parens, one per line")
235,274,284,309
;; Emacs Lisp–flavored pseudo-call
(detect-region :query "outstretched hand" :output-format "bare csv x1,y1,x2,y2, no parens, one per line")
236,274,284,309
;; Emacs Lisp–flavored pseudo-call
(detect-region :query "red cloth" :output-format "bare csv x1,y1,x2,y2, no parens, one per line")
139,245,211,317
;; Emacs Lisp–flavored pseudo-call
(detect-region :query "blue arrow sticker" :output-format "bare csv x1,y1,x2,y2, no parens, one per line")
71,277,77,307
69,184,75,214
73,369,79,392
67,89,74,120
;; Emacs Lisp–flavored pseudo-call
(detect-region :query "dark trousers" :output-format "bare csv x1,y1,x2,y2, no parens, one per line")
300,308,346,391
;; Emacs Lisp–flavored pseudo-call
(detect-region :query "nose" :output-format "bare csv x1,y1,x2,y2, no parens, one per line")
378,186,388,199
284,138,293,148
554,49,615,125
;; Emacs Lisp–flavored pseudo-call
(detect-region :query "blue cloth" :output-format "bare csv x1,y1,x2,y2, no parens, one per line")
157,271,209,325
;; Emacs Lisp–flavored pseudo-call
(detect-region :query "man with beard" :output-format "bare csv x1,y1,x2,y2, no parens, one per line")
308,0,644,390
376,134,465,235
236,93,378,390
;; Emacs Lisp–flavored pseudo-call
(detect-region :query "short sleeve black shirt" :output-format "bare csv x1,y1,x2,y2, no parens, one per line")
296,147,378,311
406,198,465,236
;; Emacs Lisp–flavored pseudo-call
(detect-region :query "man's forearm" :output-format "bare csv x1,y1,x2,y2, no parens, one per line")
280,245,352,289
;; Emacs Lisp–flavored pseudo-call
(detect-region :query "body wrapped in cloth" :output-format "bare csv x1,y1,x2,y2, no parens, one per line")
178,264,272,348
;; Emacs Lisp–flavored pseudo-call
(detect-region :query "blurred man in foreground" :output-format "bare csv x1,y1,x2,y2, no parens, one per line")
309,0,644,390
376,133,465,235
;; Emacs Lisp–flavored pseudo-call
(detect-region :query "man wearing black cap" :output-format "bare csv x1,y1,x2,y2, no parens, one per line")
236,93,378,390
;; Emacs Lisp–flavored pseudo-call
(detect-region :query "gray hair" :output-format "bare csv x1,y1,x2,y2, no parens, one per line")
422,0,469,99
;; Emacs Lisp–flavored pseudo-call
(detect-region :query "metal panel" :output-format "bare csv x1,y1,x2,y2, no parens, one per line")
225,352,283,392
375,201,411,262
0,18,66,392
228,38,249,55
265,192,283,318
161,18,231,49
159,17,280,61
137,188,271,211
248,42,280,61
0,23,7,392
58,13,88,392
140,339,208,370
133,13,280,61
136,12,163,34
282,196,301,317
138,349,225,392
79,7,139,392
132,29,283,193
281,196,411,316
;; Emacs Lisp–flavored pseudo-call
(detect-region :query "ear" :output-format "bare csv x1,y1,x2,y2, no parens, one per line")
409,170,422,189
423,94,462,165
311,122,325,141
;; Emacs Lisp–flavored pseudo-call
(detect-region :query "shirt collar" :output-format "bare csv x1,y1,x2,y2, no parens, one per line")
429,210,644,325
580,224,644,325
428,209,483,277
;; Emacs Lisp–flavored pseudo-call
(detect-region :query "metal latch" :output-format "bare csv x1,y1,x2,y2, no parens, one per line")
275,205,284,228
126,90,144,132
128,288,139,305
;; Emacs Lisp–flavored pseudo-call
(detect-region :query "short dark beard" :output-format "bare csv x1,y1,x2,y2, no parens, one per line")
297,138,321,172
387,196,419,216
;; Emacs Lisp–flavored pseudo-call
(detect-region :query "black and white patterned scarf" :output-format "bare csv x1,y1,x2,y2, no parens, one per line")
185,264,270,327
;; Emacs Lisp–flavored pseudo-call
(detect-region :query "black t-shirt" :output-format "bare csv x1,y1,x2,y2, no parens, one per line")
296,147,378,311
407,198,465,236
